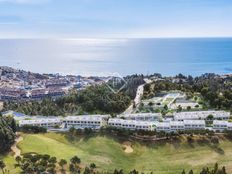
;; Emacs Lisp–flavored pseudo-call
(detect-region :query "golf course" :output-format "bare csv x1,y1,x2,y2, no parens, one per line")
2,132,232,174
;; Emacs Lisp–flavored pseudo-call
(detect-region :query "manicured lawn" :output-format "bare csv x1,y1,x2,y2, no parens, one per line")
3,133,232,174
0,154,20,174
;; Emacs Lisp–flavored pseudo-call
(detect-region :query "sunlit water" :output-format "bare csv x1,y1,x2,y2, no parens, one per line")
0,38,232,76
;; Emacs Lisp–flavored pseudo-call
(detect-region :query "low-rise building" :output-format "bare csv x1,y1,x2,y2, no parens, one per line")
213,120,232,132
183,120,205,130
108,118,155,131
63,115,109,130
156,122,170,132
170,121,185,132
19,118,62,128
174,111,230,121
119,113,162,121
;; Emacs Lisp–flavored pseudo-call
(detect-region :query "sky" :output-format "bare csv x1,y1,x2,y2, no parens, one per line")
0,0,231,38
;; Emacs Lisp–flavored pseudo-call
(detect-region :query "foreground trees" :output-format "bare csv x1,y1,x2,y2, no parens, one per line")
0,114,16,153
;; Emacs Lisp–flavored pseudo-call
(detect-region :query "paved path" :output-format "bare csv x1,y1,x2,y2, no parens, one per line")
11,135,23,158
122,78,153,114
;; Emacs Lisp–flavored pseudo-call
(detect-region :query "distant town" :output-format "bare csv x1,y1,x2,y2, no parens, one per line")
0,66,108,101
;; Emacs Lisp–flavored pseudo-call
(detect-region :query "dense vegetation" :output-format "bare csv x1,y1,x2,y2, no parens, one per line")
3,85,131,116
144,73,232,111
19,125,47,134
0,114,16,154
112,74,145,99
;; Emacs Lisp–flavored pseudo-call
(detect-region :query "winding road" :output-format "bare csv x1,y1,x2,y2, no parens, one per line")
122,78,153,114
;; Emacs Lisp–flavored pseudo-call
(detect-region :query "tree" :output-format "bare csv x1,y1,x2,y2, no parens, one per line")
188,169,193,174
129,169,139,174
83,167,91,174
0,160,6,174
70,156,81,173
70,156,81,165
187,106,191,111
0,116,16,153
207,115,214,120
90,163,96,169
148,102,154,107
59,159,67,170
163,104,168,110
15,156,21,165
181,170,186,174
177,105,182,112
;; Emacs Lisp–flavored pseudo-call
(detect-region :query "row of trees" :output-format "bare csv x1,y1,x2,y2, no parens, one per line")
0,154,95,174
182,163,227,174
0,158,227,174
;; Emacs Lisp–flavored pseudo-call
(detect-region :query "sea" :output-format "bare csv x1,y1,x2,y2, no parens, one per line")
0,38,232,77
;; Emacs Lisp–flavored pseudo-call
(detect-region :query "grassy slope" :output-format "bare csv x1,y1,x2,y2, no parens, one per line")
3,133,232,174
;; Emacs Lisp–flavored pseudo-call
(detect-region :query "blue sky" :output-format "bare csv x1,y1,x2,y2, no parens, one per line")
0,0,231,38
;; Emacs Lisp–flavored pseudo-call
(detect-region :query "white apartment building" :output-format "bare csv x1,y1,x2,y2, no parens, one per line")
174,111,230,121
156,120,205,132
63,115,109,130
119,113,162,121
183,120,205,130
156,122,170,132
19,118,62,128
170,121,185,132
213,120,232,132
108,118,155,131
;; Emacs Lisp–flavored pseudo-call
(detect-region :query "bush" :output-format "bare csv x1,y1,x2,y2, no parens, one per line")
20,125,47,133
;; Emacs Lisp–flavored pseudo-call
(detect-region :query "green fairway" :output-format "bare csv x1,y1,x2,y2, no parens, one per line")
3,133,232,174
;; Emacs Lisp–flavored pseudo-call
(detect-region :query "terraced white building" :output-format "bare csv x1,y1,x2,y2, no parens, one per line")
155,120,205,132
19,118,62,128
119,113,162,121
213,120,232,132
174,111,230,121
63,115,109,129
108,118,155,131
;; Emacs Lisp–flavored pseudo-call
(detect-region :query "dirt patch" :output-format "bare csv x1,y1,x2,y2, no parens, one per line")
122,141,133,153
11,134,23,158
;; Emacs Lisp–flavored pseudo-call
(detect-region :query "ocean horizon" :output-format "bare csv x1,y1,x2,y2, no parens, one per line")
0,37,232,77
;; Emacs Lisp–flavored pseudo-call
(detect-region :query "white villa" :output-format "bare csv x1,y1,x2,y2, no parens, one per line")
63,115,109,130
119,113,162,121
174,111,230,121
108,118,155,131
213,120,232,132
19,118,62,128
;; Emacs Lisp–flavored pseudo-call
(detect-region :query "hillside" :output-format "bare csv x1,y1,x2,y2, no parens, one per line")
2,133,232,174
